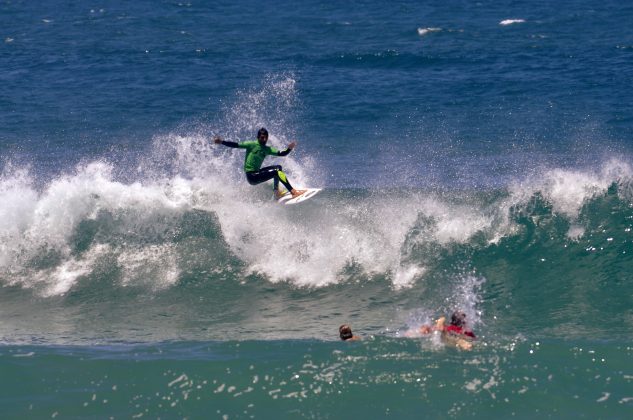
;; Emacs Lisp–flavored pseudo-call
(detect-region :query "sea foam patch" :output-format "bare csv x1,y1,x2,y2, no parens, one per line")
500,19,525,26
417,27,442,36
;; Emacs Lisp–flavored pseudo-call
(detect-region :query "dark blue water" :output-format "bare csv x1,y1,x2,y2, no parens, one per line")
2,0,633,417
4,0,632,183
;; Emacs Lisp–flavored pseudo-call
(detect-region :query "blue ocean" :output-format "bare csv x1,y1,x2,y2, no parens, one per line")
2,0,633,417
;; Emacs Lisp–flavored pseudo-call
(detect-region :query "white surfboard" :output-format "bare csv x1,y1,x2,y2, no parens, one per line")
276,188,322,205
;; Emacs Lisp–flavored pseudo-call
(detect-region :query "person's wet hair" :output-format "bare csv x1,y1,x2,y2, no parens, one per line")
257,127,268,139
339,324,353,341
450,311,467,327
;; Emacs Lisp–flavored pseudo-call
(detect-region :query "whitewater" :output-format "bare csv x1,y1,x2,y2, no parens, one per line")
2,0,633,417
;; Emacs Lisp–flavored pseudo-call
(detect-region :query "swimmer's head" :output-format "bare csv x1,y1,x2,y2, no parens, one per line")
339,324,353,341
450,311,467,327
257,127,269,144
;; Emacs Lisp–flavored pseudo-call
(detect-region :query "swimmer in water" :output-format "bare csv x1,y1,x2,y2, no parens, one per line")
405,311,476,350
339,324,361,341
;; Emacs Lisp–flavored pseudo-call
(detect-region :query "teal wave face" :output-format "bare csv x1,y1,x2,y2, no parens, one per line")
474,185,633,340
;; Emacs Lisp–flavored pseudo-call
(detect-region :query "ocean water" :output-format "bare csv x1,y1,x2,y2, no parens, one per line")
1,0,633,418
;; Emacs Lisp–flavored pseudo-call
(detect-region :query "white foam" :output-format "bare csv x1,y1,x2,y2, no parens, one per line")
499,19,525,26
393,265,426,288
0,160,197,294
42,245,109,296
509,159,632,219
0,156,508,293
0,168,38,268
210,189,502,288
417,198,492,245
2,156,630,293
567,225,585,240
417,27,442,36
12,351,35,357
117,244,180,289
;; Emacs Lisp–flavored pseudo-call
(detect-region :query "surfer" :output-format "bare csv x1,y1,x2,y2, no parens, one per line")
405,311,476,350
213,128,306,199
339,324,361,341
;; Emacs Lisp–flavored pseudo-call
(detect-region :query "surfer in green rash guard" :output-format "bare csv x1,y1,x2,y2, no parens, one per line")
213,127,306,199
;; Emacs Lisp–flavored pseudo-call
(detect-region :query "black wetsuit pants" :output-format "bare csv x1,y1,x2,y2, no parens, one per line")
245,165,294,192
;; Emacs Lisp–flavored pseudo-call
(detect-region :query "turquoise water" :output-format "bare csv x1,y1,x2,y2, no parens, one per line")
2,0,633,417
2,340,632,418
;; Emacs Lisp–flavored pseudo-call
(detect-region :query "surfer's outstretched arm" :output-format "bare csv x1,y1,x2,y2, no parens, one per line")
213,137,240,148
276,141,297,156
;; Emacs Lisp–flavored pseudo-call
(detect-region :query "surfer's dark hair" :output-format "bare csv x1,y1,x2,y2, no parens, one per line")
339,324,353,341
257,127,268,138
450,311,466,327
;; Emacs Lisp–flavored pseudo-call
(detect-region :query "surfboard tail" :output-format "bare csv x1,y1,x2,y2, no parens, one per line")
277,188,322,205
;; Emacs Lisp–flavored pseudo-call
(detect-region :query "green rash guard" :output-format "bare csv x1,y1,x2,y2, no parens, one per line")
238,141,280,172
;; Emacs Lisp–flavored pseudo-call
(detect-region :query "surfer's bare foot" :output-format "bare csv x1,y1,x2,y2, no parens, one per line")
291,189,306,198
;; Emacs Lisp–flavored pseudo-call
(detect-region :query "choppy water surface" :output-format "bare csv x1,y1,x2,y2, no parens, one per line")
1,0,633,417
